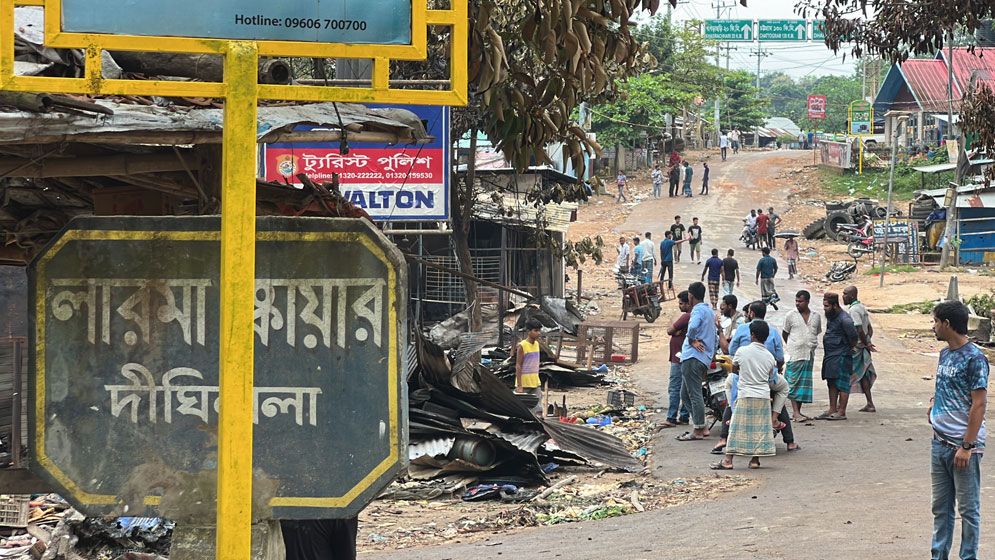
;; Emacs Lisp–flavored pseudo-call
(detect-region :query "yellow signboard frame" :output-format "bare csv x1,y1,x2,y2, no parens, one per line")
1,0,466,556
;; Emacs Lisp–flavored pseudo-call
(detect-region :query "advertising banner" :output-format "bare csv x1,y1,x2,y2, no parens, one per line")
807,95,827,120
263,105,450,221
819,140,853,169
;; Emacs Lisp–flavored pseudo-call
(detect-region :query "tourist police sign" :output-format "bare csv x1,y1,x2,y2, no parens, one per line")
29,217,408,519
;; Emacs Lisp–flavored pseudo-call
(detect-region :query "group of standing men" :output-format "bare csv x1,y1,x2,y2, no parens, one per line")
614,215,705,288
649,160,710,199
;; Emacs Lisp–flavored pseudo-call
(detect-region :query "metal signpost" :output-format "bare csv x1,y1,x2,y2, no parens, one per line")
1,0,467,556
849,100,873,175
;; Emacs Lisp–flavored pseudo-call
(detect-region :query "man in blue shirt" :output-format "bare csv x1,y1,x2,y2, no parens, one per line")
658,231,687,290
929,300,989,560
700,248,724,308
630,236,644,277
755,247,779,301
676,282,716,441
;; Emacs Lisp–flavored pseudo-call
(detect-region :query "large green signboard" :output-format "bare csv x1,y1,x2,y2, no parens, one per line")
703,20,755,41
29,217,407,520
757,19,807,41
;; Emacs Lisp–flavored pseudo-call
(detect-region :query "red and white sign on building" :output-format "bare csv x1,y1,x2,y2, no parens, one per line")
807,95,827,120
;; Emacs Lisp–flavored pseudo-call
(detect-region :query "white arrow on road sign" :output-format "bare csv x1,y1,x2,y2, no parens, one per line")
795,24,805,40
742,24,752,40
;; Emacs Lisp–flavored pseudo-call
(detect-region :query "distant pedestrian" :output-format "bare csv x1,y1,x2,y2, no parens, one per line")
630,236,644,276
658,231,688,289
639,232,656,284
755,247,778,302
782,290,822,421
682,161,694,197
719,132,729,161
767,207,781,250
668,163,680,198
711,320,777,470
755,209,770,249
670,216,686,263
701,249,723,308
721,249,740,295
784,237,799,279
687,217,703,264
817,293,858,421
661,291,692,428
700,162,710,195
928,300,988,560
615,236,631,274
615,172,628,203
651,164,663,198
845,286,877,413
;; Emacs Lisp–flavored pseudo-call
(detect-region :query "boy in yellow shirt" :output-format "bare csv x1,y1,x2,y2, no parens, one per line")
516,319,543,399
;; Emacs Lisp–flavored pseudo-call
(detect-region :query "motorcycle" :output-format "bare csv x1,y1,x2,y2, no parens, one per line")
740,221,759,250
616,272,662,323
702,356,731,429
826,256,858,283
836,221,878,260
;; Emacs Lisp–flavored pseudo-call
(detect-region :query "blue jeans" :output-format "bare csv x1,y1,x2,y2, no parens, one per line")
680,359,708,428
667,362,688,422
722,280,735,295
931,439,982,560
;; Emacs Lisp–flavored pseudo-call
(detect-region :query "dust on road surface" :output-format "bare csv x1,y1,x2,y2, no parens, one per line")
362,150,995,560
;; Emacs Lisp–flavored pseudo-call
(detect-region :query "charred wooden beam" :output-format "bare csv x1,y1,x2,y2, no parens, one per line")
109,52,292,84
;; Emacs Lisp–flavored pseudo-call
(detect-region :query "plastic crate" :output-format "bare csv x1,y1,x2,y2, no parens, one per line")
0,495,30,527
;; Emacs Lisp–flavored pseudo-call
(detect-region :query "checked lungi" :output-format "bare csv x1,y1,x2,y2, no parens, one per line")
725,397,776,457
822,352,853,393
707,281,720,308
850,347,877,393
784,359,814,403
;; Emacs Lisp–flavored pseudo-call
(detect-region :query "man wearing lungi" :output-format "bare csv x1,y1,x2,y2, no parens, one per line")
755,247,778,301
711,320,778,470
818,293,858,421
783,290,823,422
844,286,878,413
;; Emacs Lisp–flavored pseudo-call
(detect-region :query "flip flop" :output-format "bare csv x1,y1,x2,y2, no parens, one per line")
659,421,678,428
793,415,812,423
710,445,726,455
676,432,704,441
813,412,835,420
709,462,733,470
787,445,802,452
826,414,847,421
748,460,761,469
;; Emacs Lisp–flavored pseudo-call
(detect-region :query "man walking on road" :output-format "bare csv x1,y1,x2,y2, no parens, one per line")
784,236,800,279
755,247,778,302
670,216,686,263
783,290,822,421
616,171,627,203
719,131,729,161
845,286,878,413
700,162,710,195
668,162,680,198
929,300,988,560
701,248,723,308
661,291,691,428
818,293,858,421
755,208,770,250
682,160,694,197
658,231,687,289
676,282,716,441
688,217,703,264
767,207,782,250
651,164,663,198
721,249,740,296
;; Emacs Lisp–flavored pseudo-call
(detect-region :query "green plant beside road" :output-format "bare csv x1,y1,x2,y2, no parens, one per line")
887,300,936,314
966,290,995,318
822,151,952,201
865,264,919,275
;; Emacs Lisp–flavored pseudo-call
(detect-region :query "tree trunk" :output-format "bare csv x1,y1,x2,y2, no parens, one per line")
452,130,482,331
109,52,292,84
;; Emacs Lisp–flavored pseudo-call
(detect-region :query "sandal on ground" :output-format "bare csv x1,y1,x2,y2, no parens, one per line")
659,421,678,428
710,462,734,470
793,415,812,423
748,459,761,469
813,411,835,420
858,406,876,413
787,445,801,452
772,421,787,430
826,414,847,421
710,444,726,455
676,431,704,441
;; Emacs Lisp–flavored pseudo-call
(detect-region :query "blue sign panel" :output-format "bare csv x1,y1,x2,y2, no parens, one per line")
263,105,450,222
61,0,412,45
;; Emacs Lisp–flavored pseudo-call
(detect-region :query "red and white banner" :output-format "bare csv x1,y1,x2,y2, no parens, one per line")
807,94,827,120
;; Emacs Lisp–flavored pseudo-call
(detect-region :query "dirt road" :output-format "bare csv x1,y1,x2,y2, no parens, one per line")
363,151,994,559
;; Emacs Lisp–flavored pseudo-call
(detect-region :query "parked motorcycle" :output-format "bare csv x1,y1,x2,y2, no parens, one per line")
702,357,731,429
616,272,662,323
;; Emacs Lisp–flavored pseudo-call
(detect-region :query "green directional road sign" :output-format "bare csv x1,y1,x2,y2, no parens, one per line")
812,20,827,41
757,19,808,41
703,19,755,41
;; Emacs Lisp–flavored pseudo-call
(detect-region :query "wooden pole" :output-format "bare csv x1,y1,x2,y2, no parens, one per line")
216,40,257,560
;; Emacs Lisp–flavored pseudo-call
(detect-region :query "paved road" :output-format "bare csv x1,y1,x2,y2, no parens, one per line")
363,151,995,559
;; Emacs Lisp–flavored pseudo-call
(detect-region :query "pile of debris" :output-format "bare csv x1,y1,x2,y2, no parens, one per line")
407,334,642,487
801,198,895,240
0,495,172,560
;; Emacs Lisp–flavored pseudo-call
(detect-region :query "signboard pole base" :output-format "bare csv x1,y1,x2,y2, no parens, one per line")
218,40,259,559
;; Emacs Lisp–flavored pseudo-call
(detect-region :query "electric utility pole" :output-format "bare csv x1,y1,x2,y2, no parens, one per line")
752,48,770,147
712,0,737,142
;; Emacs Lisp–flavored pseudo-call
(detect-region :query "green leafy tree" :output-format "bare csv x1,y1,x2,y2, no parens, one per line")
591,73,695,148
722,70,768,132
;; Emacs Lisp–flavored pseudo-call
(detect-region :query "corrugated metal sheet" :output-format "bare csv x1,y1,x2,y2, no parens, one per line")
900,59,954,112
941,47,995,98
473,193,578,233
408,437,456,461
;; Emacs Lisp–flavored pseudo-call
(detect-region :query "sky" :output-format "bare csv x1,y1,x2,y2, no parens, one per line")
664,0,858,80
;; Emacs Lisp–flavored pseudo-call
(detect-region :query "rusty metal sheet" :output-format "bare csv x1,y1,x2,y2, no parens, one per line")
28,216,407,520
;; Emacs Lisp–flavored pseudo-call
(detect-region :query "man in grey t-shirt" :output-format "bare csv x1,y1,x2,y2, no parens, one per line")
845,286,877,413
